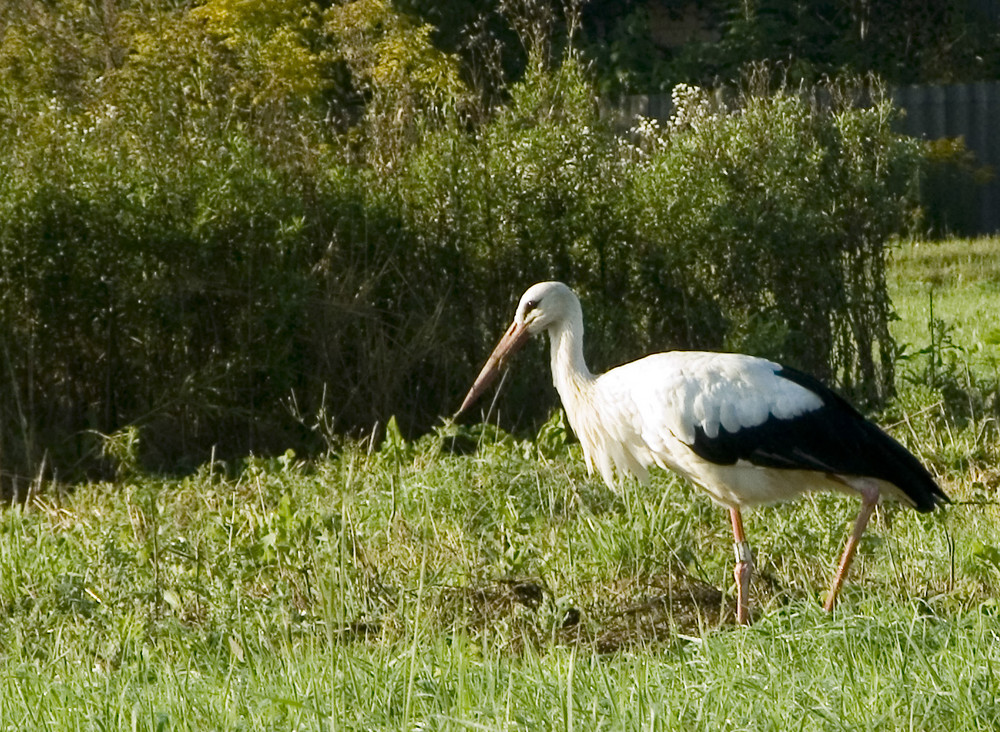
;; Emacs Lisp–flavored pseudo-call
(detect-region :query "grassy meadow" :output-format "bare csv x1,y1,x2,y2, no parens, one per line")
3,238,1000,730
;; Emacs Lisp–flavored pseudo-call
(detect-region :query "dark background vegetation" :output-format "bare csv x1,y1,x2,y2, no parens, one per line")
0,0,995,485
401,0,1000,96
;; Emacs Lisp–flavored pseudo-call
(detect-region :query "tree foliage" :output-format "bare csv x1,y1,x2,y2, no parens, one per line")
400,0,1000,95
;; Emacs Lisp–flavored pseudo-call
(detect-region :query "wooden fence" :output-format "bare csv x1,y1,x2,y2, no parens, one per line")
623,82,1000,235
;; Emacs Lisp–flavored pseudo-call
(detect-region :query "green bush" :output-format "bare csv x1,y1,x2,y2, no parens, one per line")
395,56,644,416
0,3,922,483
631,78,921,403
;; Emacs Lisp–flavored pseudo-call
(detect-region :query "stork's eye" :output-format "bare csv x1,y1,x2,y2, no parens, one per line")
524,299,539,313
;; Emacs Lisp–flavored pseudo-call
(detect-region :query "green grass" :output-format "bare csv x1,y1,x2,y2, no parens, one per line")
890,237,1000,375
4,239,1000,729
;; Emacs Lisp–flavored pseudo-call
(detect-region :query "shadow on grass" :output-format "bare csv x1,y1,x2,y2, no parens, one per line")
450,569,735,654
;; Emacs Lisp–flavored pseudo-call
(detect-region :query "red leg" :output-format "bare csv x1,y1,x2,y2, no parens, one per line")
824,482,880,612
730,507,753,625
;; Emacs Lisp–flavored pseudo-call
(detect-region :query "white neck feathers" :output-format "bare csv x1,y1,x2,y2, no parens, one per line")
547,306,594,414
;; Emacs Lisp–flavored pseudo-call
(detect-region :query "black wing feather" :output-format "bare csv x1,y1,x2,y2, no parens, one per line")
689,366,948,512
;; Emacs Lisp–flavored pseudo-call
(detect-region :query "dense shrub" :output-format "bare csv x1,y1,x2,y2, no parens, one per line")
0,2,921,485
631,79,921,403
395,58,644,419
0,1,460,479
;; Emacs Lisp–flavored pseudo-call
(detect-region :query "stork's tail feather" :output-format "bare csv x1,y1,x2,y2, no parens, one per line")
859,418,948,513
774,367,949,512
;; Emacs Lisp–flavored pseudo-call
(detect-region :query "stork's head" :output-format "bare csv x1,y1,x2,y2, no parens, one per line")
456,281,579,416
514,281,579,334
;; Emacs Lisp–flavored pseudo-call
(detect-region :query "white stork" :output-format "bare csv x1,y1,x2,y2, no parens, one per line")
457,281,948,624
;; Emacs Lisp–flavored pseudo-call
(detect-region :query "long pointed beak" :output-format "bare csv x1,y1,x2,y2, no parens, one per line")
456,320,531,417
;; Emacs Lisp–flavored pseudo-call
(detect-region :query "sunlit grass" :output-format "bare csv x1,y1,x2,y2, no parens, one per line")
1,437,996,728
890,236,1000,375
2,238,1000,729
